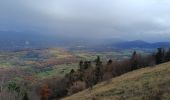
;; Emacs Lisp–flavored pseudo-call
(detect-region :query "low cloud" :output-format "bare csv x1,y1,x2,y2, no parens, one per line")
0,0,170,41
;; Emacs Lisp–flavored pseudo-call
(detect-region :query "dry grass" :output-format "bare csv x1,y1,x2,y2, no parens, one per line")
63,62,170,100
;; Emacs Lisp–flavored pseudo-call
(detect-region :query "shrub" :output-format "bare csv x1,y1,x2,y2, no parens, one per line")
67,81,86,95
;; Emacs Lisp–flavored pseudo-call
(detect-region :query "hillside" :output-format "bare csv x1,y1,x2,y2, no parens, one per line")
63,62,170,100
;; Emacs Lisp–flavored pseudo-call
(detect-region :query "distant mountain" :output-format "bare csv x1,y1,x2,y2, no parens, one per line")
0,31,124,51
113,40,170,49
0,31,67,50
0,31,170,51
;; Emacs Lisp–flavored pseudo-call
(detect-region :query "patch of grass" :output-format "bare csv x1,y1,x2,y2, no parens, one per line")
35,63,78,79
0,62,12,68
73,49,151,61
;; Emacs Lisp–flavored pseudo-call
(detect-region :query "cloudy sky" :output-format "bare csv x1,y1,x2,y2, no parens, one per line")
0,0,170,41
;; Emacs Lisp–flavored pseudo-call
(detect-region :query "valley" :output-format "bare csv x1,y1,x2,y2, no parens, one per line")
0,48,151,83
1,1,170,99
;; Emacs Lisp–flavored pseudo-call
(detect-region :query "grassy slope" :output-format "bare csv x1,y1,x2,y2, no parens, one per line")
63,62,170,100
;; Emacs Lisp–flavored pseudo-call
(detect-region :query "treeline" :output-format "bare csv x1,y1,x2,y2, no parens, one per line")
4,48,170,100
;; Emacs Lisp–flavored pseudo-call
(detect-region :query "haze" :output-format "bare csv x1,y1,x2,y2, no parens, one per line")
1,0,170,42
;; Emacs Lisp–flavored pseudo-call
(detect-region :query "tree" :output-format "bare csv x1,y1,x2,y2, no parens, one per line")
70,69,75,74
8,81,20,94
38,84,51,100
94,67,103,84
22,92,29,100
48,78,68,99
165,48,170,62
79,60,91,71
79,60,84,71
83,68,94,89
67,81,86,95
84,61,91,69
155,48,165,64
68,69,75,85
131,51,138,70
93,56,103,84
107,59,113,65
95,56,102,66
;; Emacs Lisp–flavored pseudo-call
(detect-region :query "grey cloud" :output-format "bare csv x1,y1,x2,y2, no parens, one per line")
0,0,170,41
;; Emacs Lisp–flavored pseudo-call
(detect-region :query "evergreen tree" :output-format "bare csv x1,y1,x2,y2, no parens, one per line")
107,59,113,65
70,69,75,74
94,66,103,84
69,69,75,84
165,48,170,62
95,56,102,66
79,60,91,71
22,92,29,100
79,60,84,71
84,61,89,69
93,56,103,84
131,51,138,70
155,48,164,64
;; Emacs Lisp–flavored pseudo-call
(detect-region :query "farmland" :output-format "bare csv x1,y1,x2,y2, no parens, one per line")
0,48,152,85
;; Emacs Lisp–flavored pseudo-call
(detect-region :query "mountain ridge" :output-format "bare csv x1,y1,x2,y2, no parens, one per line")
112,40,170,49
0,31,170,50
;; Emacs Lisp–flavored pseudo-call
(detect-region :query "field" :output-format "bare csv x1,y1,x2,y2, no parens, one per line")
63,62,170,100
0,48,77,83
0,48,152,86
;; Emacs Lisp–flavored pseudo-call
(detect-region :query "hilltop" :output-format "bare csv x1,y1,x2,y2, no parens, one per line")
63,62,170,100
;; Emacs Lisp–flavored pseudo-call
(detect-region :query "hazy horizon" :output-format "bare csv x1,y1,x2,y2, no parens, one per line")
1,0,170,42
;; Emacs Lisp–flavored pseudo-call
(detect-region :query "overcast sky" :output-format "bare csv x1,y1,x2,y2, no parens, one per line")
1,0,170,42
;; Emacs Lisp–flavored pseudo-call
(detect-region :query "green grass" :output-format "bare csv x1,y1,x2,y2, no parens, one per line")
63,62,170,100
0,62,13,68
73,49,151,61
35,63,78,79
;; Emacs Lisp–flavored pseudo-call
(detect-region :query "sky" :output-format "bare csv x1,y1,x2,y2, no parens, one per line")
0,0,170,42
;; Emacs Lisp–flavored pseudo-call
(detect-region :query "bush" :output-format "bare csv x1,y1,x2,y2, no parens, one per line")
67,81,86,95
